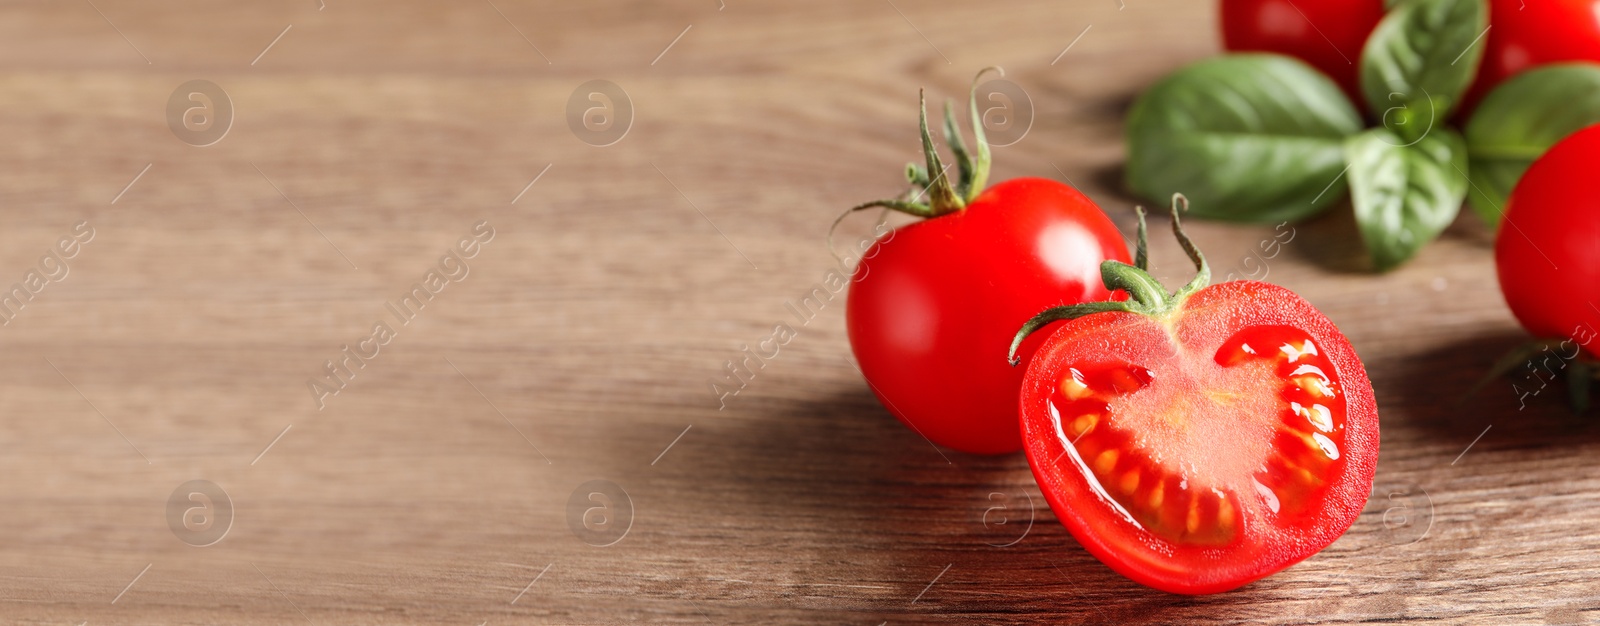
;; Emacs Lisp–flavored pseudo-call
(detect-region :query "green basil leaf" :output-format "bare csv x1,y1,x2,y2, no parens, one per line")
1345,127,1468,271
1359,0,1486,130
1125,54,1364,223
1464,64,1600,227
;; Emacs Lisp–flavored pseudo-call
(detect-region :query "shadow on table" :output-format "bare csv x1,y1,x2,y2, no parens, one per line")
1386,329,1600,447
1279,198,1497,274
708,383,1340,623
688,312,1600,621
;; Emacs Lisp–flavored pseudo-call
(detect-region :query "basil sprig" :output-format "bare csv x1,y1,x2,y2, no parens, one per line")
1126,0,1600,270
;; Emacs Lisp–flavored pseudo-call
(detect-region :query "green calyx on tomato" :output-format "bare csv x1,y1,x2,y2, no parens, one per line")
1006,194,1379,594
840,68,1004,221
1007,194,1210,365
1145,0,1600,271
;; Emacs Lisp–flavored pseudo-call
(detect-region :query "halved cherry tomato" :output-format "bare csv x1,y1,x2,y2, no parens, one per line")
1011,199,1378,594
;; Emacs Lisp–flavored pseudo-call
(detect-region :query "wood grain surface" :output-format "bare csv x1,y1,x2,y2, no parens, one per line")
0,1,1595,624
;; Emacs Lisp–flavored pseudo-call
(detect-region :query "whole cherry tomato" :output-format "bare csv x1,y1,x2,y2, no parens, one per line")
1463,0,1600,114
1220,0,1386,103
1011,199,1378,593
846,72,1130,455
1496,123,1600,353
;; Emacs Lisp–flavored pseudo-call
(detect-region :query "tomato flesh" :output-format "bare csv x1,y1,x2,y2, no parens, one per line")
1022,282,1377,594
1052,325,1347,550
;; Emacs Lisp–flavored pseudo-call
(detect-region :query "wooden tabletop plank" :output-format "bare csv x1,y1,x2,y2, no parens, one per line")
0,1,1594,623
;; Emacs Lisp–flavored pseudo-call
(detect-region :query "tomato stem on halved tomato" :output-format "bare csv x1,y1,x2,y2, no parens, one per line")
1008,193,1212,366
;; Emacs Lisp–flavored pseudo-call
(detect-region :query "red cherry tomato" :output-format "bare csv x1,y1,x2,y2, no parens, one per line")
1463,0,1600,114
1496,123,1600,352
1220,0,1386,103
848,178,1129,455
1015,206,1378,593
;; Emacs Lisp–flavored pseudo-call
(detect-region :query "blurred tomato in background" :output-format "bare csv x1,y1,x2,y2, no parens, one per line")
1220,0,1385,102
1462,0,1600,113
1222,0,1600,116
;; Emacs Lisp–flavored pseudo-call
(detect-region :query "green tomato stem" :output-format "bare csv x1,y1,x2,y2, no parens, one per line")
840,68,1002,223
1006,193,1211,367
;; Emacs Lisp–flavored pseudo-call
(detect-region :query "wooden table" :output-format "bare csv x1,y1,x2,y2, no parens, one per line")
0,1,1593,623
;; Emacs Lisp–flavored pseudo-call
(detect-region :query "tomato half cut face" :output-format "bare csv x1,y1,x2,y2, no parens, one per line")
1020,281,1378,594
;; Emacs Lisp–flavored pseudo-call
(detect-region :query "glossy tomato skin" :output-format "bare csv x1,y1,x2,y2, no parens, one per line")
1496,124,1600,352
1020,281,1378,594
846,178,1130,455
1463,0,1600,115
1220,0,1386,103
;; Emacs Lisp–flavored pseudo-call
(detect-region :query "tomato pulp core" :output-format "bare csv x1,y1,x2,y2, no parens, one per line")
1047,325,1347,546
